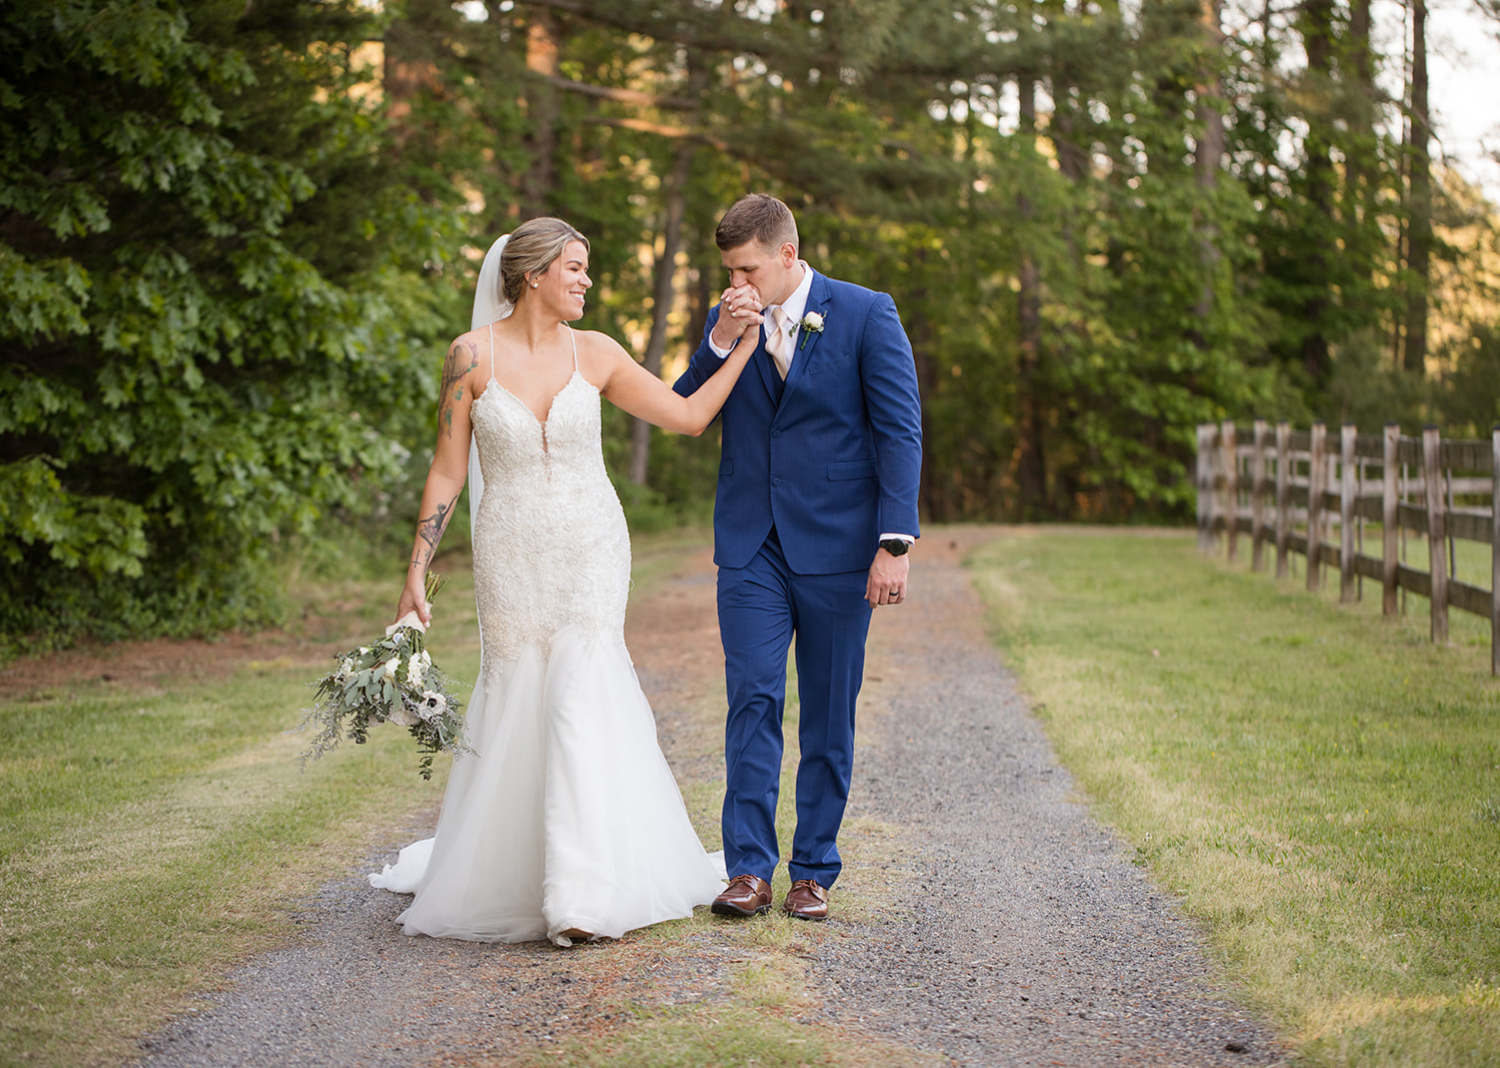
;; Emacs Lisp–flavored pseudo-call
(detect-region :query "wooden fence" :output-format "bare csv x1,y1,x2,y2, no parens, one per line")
1195,420,1500,675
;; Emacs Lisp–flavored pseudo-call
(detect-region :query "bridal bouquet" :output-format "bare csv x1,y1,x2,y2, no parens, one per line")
298,575,471,780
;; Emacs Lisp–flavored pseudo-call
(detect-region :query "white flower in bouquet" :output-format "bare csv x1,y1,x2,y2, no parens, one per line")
382,656,400,680
406,652,425,689
418,691,448,721
420,650,432,667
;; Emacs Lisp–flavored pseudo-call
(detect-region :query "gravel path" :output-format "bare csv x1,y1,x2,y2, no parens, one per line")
137,531,1284,1067
814,531,1282,1066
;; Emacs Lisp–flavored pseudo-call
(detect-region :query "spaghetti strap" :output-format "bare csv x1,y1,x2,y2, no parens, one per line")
568,326,579,373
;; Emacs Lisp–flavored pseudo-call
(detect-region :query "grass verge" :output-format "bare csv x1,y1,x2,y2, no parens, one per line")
968,528,1500,1067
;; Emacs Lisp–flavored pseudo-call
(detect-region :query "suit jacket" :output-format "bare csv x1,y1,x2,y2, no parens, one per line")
673,269,923,574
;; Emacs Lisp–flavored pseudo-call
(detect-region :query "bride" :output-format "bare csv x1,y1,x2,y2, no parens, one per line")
370,217,761,946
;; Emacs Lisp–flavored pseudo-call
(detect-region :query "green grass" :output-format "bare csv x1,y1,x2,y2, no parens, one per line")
506,996,931,1068
969,528,1500,1066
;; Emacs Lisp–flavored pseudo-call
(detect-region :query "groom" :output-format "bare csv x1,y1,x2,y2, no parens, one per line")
673,194,923,921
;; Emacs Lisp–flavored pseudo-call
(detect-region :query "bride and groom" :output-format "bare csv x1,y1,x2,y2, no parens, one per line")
371,194,923,945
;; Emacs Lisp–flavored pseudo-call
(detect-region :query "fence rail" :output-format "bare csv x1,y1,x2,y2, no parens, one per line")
1195,420,1500,675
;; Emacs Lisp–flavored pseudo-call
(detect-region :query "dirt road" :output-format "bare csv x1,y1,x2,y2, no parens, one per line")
137,530,1281,1067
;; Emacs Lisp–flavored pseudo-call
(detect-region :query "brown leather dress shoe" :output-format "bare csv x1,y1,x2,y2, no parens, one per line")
782,878,829,921
711,874,773,917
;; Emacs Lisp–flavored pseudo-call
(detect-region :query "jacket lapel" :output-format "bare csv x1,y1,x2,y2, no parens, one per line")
779,270,831,405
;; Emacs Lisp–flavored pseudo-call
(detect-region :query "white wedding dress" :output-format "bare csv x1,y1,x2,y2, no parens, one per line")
370,327,726,946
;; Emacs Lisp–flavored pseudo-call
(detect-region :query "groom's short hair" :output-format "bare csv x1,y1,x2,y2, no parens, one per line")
716,194,798,255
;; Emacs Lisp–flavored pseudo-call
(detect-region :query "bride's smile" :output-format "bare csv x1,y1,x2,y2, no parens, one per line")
530,241,592,321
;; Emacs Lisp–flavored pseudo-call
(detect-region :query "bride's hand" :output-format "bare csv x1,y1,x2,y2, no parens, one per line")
710,285,763,349
397,575,432,627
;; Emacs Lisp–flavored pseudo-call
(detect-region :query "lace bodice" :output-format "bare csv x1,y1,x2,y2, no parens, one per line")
468,331,631,668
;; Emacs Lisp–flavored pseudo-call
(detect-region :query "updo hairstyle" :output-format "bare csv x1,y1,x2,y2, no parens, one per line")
499,217,590,307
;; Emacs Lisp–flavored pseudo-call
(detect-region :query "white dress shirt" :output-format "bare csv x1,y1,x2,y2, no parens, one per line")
709,261,914,549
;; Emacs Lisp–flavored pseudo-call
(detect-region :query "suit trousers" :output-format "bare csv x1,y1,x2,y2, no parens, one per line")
716,528,873,888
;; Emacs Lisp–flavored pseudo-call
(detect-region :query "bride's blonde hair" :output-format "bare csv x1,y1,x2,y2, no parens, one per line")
500,217,589,306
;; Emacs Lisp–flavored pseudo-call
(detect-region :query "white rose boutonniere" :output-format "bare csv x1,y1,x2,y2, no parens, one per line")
799,311,825,351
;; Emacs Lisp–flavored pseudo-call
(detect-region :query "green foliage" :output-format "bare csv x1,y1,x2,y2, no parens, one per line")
0,0,463,647
8,0,1500,644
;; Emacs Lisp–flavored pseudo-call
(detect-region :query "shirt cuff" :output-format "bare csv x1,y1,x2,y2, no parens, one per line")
708,335,734,359
878,533,915,544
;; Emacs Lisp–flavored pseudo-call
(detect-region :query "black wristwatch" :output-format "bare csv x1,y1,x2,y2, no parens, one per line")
878,538,911,557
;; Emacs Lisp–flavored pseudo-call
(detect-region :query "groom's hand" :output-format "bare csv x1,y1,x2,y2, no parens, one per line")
866,548,910,608
710,285,764,351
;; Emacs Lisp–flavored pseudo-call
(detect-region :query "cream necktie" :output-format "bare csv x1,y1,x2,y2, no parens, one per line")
766,306,792,380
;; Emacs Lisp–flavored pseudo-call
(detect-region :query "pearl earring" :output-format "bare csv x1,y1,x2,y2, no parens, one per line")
531,281,539,288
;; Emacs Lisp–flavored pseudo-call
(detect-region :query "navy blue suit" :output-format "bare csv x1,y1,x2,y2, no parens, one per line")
673,269,922,888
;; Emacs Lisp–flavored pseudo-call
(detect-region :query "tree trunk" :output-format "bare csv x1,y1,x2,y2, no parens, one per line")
1192,0,1225,326
1301,0,1334,386
628,143,694,485
382,6,441,152
1016,75,1047,518
1347,0,1375,229
1404,0,1430,375
521,9,560,219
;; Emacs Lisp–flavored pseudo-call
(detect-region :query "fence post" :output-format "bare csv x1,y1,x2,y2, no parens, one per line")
1308,421,1326,591
1276,421,1291,578
1222,420,1238,561
1196,424,1214,553
1492,427,1499,675
1423,425,1449,644
1252,419,1268,571
1383,423,1399,616
1340,423,1357,602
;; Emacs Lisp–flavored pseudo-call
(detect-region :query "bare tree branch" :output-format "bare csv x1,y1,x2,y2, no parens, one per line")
543,73,694,110
513,0,773,56
581,115,729,152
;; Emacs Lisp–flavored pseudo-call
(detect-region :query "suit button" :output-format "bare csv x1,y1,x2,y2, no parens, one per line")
772,477,782,486
771,429,781,438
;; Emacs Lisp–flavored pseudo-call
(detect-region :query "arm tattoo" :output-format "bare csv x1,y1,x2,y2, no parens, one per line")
409,492,460,572
439,341,480,438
